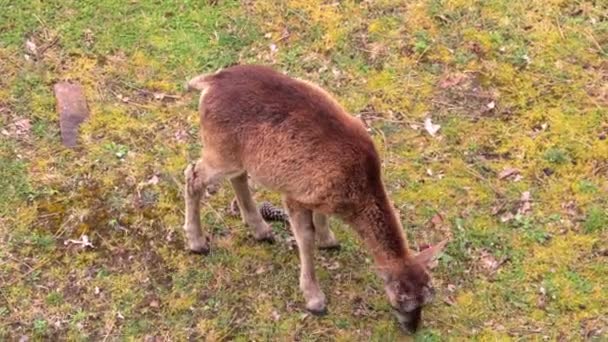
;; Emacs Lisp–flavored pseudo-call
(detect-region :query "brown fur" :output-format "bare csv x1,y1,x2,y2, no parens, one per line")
184,65,445,332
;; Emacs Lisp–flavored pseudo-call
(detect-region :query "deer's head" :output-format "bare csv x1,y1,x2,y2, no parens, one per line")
381,240,447,333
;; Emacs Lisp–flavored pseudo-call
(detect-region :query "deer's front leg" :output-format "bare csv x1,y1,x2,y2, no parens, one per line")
230,173,274,242
284,198,326,314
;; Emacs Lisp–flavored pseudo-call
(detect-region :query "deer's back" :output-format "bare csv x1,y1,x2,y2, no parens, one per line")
198,65,383,215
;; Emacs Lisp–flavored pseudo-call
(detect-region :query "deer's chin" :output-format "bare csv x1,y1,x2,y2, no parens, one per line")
393,307,422,334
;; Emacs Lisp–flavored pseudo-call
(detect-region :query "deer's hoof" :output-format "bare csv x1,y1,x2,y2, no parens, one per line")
253,225,275,243
305,296,327,316
188,236,210,255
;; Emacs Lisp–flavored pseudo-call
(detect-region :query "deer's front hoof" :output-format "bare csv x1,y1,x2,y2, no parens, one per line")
305,294,327,315
253,223,275,243
187,235,211,255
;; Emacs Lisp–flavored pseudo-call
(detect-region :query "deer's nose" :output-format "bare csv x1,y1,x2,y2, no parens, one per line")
393,306,422,334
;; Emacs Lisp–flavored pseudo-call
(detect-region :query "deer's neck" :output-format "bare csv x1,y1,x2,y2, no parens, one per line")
349,193,412,270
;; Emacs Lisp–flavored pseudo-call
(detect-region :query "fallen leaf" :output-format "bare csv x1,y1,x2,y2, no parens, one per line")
518,191,532,215
64,234,94,249
25,39,37,55
424,117,441,137
498,167,520,180
13,118,31,135
327,261,340,270
4,118,32,138
443,296,456,306
255,266,267,275
430,213,444,228
174,129,188,142
146,175,159,185
439,73,467,89
480,251,499,271
486,101,496,110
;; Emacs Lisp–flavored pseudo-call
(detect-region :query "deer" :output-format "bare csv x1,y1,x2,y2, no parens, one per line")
183,65,447,333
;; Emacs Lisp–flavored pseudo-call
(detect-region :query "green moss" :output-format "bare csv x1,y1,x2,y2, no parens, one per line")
584,207,607,233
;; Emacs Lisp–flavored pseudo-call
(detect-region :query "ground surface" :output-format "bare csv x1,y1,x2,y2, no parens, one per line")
1,0,607,340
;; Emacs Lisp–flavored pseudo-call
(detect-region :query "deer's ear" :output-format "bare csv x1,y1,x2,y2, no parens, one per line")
414,239,448,268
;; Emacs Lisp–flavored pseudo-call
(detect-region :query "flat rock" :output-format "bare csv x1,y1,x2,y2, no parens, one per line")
54,82,89,147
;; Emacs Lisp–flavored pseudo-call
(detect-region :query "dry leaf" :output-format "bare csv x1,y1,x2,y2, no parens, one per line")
424,117,441,137
25,39,37,55
518,191,532,215
327,261,340,270
498,167,520,180
430,213,444,228
480,251,499,271
64,234,94,249
500,212,515,222
174,129,188,142
146,175,159,185
439,73,467,89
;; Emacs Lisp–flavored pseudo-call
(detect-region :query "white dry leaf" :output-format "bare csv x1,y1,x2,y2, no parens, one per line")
486,101,496,110
64,234,94,249
146,175,159,185
424,117,441,137
480,251,500,271
500,212,515,222
25,39,37,55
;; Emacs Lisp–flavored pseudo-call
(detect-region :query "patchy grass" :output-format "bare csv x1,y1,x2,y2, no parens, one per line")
1,0,607,340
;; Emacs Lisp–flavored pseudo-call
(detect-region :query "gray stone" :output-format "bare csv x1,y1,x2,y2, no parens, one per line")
54,82,89,147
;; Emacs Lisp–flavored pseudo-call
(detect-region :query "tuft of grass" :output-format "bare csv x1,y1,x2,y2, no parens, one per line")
584,207,607,233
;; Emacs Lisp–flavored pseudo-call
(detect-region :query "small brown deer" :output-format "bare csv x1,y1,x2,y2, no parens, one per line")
184,65,447,333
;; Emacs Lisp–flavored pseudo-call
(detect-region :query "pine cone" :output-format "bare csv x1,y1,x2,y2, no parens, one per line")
259,201,289,222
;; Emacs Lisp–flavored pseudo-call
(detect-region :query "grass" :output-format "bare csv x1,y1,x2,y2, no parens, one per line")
1,0,607,340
